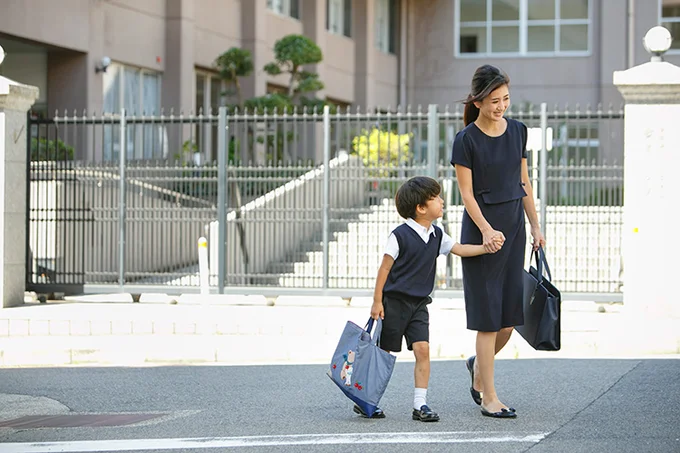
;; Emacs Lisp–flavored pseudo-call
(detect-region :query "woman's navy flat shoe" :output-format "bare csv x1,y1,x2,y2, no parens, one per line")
481,407,517,418
466,356,482,405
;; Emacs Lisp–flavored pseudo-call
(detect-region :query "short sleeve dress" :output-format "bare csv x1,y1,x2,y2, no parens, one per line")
450,118,528,332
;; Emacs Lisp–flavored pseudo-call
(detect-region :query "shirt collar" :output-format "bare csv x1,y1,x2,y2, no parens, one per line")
406,218,435,237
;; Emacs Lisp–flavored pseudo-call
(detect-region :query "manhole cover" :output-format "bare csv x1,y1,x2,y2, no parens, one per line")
0,414,164,428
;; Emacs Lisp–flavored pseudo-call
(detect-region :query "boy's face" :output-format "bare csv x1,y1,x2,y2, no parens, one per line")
417,195,444,221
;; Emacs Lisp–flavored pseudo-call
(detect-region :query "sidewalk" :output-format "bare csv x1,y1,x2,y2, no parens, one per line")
0,295,678,367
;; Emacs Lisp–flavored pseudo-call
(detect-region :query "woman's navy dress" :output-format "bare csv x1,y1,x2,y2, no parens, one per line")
451,118,528,332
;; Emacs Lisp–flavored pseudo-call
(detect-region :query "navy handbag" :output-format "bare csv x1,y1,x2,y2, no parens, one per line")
516,246,562,351
327,317,396,417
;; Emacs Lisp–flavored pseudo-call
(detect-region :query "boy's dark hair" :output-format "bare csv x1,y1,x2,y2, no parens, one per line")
395,176,441,220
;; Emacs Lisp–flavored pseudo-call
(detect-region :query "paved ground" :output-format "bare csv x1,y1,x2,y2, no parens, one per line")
0,296,678,452
0,359,678,452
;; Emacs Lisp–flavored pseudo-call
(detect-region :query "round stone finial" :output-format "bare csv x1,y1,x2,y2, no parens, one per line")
643,26,672,60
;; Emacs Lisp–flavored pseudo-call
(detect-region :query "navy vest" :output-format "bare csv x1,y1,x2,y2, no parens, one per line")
383,224,443,301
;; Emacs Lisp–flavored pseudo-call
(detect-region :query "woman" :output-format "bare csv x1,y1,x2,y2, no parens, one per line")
450,65,545,419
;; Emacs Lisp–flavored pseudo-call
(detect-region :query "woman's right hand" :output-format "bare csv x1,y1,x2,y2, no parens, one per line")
482,228,505,253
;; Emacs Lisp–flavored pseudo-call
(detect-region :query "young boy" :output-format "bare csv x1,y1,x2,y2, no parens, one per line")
354,176,503,421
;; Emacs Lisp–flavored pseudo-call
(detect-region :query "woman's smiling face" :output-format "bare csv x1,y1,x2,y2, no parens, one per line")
474,84,510,123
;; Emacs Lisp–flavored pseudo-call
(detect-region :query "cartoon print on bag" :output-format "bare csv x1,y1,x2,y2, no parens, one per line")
340,350,355,386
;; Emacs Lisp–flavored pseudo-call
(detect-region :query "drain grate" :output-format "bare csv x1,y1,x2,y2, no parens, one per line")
0,414,164,428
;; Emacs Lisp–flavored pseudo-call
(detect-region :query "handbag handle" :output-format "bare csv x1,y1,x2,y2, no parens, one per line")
364,318,383,346
531,246,552,282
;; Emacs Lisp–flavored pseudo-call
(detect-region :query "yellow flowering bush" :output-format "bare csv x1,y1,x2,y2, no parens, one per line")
351,128,413,175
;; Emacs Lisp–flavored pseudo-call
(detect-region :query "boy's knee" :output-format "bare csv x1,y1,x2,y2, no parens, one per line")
412,341,430,358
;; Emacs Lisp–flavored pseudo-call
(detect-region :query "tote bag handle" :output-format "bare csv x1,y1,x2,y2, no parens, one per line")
531,246,552,283
364,318,383,346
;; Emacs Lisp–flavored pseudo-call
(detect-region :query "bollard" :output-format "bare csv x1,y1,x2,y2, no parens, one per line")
198,237,209,297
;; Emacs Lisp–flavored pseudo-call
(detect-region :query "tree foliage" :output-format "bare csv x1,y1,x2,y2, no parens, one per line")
214,47,254,107
263,35,324,98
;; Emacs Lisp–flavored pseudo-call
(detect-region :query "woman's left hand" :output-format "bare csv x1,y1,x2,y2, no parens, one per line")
531,226,546,251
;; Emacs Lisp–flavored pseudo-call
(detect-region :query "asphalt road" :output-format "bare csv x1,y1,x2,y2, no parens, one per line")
0,358,679,452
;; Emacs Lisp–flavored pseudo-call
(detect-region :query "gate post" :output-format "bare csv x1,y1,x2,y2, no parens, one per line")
613,26,680,353
426,104,439,179
0,69,40,308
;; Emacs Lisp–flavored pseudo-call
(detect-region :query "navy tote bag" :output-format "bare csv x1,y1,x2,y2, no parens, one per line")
327,318,396,417
517,246,562,351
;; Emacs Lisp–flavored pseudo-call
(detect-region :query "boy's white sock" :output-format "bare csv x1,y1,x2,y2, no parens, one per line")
414,388,427,410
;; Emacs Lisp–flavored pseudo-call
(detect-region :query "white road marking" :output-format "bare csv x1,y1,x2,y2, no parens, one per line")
1,431,549,452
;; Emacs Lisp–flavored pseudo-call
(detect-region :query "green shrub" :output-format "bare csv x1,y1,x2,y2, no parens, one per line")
31,137,74,161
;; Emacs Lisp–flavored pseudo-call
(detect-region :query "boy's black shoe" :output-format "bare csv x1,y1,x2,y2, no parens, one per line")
353,404,386,419
412,405,440,422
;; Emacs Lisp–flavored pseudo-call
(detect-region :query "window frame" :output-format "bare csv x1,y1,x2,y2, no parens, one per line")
104,63,162,116
194,70,228,163
375,0,397,54
659,0,680,54
103,63,163,161
327,0,352,38
454,0,592,58
267,0,301,20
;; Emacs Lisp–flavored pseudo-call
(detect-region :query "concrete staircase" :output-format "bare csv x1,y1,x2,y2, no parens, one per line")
273,199,403,288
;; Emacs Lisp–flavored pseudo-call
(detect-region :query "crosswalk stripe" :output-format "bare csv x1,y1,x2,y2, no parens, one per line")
2,431,549,452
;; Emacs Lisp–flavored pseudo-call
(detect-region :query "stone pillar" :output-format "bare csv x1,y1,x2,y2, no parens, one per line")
302,0,327,163
241,0,268,100
164,0,195,114
613,59,680,353
302,0,327,101
354,0,376,110
0,76,39,308
164,0,196,161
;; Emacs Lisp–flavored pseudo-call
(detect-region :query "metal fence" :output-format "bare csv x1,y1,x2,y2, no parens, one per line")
27,103,624,299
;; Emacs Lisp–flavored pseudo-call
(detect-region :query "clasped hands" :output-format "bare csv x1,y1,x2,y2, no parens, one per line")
482,228,505,254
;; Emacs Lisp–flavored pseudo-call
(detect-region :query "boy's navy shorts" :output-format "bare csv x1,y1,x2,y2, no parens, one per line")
378,294,431,352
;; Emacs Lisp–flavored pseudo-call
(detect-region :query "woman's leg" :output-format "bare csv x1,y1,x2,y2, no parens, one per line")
476,330,512,412
473,326,513,392
495,327,513,353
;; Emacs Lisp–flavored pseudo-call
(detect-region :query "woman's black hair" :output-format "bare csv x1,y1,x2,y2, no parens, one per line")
463,65,510,126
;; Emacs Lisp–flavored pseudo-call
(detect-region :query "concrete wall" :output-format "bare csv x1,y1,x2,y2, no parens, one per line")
0,0,91,52
408,0,598,107
325,34,356,103
3,0,680,136
406,0,680,109
193,0,242,68
0,0,400,115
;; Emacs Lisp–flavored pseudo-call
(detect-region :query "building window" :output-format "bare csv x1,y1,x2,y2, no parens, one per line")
375,0,397,53
195,71,227,163
266,83,289,95
103,63,163,160
661,0,680,51
456,0,591,56
267,0,300,19
327,0,352,37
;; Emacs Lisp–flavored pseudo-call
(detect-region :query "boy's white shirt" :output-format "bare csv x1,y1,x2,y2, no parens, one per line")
384,218,455,260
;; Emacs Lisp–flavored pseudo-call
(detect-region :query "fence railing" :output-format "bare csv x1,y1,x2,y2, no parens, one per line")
26,103,624,298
